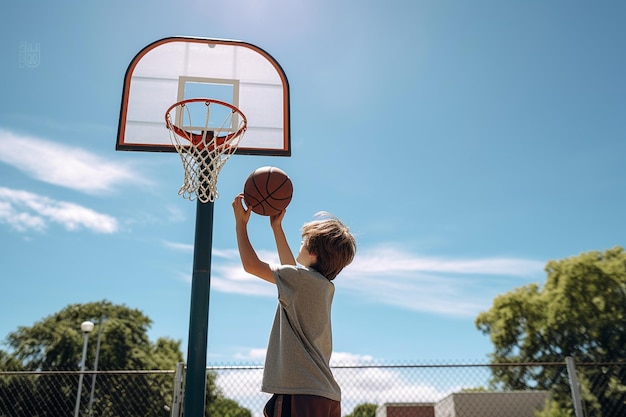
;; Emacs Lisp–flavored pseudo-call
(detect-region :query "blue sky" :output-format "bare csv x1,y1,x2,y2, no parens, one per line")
1,0,625,372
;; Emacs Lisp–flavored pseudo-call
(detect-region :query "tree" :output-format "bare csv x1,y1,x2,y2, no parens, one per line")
5,300,174,371
345,403,378,417
208,397,252,417
534,399,571,417
0,300,251,417
475,247,626,417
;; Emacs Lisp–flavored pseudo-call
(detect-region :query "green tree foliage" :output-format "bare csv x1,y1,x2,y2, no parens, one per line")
534,399,571,417
208,397,253,417
5,300,180,371
475,247,626,417
0,300,251,417
345,403,378,417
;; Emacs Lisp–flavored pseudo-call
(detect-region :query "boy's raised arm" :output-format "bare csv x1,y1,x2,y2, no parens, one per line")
270,211,296,266
232,194,275,283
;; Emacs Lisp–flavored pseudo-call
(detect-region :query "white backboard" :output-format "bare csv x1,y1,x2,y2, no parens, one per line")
117,37,290,155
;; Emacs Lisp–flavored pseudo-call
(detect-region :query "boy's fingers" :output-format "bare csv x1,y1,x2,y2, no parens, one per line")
233,194,244,205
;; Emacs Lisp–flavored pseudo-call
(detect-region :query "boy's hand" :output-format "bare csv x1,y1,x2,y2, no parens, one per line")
232,193,251,225
270,209,286,230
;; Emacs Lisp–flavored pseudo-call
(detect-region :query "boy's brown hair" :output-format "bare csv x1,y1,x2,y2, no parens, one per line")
301,212,356,280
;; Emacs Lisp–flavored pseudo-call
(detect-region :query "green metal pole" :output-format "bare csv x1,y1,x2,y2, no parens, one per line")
183,199,214,416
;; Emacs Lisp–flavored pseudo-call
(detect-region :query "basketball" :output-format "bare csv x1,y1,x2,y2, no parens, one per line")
243,166,293,216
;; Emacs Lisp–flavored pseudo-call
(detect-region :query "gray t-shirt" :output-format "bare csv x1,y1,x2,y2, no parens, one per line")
262,265,341,401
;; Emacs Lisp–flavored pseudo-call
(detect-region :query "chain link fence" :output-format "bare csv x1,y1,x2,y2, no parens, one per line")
1,361,624,417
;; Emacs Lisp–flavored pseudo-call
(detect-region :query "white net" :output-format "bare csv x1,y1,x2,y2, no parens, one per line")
165,99,247,203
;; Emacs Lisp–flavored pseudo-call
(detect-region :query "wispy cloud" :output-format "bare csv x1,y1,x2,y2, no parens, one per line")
349,247,543,276
164,241,546,318
163,241,194,252
0,129,146,194
338,247,546,317
166,241,278,297
0,187,118,233
233,348,267,362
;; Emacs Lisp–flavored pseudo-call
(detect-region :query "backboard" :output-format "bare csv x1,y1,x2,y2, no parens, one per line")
116,37,290,155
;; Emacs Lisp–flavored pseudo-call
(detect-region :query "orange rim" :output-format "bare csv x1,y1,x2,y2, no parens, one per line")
165,98,248,150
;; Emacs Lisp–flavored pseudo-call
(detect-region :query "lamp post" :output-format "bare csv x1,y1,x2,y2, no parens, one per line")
74,320,94,417
87,317,105,416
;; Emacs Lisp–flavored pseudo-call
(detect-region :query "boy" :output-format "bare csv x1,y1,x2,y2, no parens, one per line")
232,194,357,417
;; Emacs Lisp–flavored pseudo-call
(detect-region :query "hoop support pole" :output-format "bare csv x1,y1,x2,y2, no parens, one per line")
184,199,214,416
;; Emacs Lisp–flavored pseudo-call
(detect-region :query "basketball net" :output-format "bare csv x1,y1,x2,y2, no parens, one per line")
165,99,247,203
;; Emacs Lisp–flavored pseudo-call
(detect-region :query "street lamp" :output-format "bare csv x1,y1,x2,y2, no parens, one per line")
87,317,105,416
74,320,94,417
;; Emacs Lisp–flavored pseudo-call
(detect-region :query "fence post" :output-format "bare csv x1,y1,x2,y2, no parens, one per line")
171,362,185,417
565,356,584,417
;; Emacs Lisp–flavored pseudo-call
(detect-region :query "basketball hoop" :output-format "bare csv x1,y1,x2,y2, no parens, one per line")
165,98,247,203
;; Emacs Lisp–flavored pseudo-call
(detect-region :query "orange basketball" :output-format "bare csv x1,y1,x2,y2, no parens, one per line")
243,166,293,216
